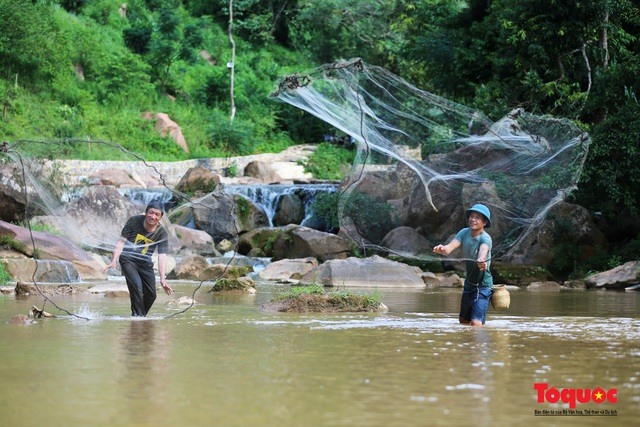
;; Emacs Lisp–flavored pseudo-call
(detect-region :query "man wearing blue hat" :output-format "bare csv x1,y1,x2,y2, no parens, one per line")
433,204,494,326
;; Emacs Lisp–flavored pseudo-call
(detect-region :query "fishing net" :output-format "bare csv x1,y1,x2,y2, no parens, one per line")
271,58,591,262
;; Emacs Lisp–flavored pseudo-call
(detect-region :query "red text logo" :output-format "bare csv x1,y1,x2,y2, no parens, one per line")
534,383,617,409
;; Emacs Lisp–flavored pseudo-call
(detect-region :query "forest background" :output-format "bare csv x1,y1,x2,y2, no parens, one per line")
1,0,639,274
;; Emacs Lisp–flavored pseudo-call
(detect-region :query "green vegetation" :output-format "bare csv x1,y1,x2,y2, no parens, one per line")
270,283,383,312
209,277,254,292
301,142,355,180
341,191,398,243
1,0,639,272
309,191,341,231
0,235,28,255
0,262,12,286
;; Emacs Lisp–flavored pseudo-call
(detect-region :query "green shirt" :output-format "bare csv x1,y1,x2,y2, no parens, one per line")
454,228,493,289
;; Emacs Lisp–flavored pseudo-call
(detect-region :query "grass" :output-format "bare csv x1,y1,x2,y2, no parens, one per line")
269,284,384,313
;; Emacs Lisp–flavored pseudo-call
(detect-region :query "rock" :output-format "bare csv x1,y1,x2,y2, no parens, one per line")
380,226,433,256
191,190,269,242
272,226,352,262
166,296,195,306
0,220,106,280
217,239,235,253
491,262,554,286
421,271,441,287
35,185,140,250
168,254,252,280
4,259,81,283
299,255,425,288
209,276,256,294
15,281,33,296
167,254,209,280
171,224,215,254
262,289,388,313
273,193,305,226
434,272,464,288
243,160,283,183
257,258,319,282
527,281,562,291
87,169,142,187
104,290,130,298
585,261,640,290
153,113,189,153
0,162,29,222
503,202,608,267
237,227,288,256
8,314,34,324
175,166,220,196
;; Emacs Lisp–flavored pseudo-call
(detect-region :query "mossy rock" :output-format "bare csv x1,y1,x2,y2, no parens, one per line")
262,293,388,313
491,262,554,286
201,264,253,280
209,277,256,294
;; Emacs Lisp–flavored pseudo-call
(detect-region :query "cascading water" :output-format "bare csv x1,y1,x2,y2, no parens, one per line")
220,183,337,228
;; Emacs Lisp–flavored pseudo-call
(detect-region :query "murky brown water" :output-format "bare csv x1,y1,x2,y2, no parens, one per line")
1,282,639,427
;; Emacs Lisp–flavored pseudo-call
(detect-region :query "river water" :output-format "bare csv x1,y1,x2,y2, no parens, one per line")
1,283,638,427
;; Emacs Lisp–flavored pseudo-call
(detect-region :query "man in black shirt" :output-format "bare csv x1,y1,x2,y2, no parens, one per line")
105,201,173,316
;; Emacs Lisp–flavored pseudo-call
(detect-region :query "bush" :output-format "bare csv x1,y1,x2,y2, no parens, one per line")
0,262,12,286
302,142,356,180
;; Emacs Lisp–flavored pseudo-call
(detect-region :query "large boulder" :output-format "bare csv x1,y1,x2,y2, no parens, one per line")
87,169,143,187
585,261,640,290
34,185,141,248
170,224,215,254
257,257,319,282
191,190,269,243
272,226,352,262
502,202,608,267
175,166,220,196
243,160,282,183
273,193,305,226
299,255,425,288
237,226,290,256
0,162,28,222
2,259,80,283
0,220,106,280
167,254,252,280
491,262,554,286
380,226,433,256
153,113,189,153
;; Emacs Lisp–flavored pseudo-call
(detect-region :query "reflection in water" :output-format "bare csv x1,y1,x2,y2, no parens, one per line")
119,320,171,425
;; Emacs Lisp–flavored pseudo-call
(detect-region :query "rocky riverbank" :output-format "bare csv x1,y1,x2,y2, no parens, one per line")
1,144,639,298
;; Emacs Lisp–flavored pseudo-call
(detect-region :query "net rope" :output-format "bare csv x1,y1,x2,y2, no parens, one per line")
1,138,240,320
271,58,591,262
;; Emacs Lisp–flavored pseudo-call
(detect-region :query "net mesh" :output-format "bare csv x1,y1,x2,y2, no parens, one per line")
271,58,591,261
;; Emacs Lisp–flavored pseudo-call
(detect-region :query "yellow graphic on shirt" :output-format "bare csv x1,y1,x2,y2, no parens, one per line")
134,234,155,255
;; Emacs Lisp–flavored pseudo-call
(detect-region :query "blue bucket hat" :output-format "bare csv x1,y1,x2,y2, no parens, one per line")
465,204,491,228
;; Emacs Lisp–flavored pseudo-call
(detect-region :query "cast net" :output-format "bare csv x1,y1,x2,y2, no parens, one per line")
271,58,591,262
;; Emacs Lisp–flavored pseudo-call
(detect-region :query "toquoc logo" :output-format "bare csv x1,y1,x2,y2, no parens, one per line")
534,383,618,409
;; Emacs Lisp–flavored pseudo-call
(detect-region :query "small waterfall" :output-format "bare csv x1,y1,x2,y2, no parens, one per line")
118,188,173,206
64,184,337,230
224,184,337,227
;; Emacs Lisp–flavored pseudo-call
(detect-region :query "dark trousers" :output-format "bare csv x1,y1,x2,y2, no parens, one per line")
121,258,157,317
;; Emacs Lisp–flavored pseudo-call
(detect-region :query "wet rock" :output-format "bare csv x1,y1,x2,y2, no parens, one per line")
527,281,562,291
257,258,318,282
209,277,256,294
585,261,640,290
299,255,425,288
8,314,34,324
272,226,352,262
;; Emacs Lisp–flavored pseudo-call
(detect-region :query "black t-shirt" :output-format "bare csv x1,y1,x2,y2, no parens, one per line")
120,215,168,263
